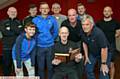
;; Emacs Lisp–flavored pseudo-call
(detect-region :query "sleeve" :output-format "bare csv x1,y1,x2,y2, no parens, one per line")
115,21,120,30
0,20,12,36
51,17,58,40
32,17,38,25
30,47,36,66
15,34,24,68
97,30,108,48
61,20,67,27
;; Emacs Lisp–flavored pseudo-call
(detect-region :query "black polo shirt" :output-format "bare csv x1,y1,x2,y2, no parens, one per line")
61,19,82,42
81,26,109,56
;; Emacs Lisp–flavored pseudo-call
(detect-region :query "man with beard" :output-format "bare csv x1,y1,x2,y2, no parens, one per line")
96,6,120,79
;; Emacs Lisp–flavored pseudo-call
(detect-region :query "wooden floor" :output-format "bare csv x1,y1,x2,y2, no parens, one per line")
0,53,120,79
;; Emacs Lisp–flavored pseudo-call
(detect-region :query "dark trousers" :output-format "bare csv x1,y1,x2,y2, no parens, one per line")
37,46,54,79
2,50,13,76
85,52,111,79
52,69,78,79
76,58,84,79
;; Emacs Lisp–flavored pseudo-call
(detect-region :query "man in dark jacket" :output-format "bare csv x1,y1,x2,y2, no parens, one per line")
0,7,23,76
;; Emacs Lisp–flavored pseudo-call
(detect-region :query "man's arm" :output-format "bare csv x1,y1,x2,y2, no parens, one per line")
101,47,109,76
83,42,91,65
101,48,108,64
52,17,58,40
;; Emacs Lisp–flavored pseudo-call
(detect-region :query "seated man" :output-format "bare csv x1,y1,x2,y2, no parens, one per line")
52,26,82,79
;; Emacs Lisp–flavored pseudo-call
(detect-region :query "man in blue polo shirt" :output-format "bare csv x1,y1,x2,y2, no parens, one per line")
32,2,58,79
81,15,111,79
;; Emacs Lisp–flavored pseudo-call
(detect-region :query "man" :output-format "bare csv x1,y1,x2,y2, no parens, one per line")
23,4,37,26
61,8,83,79
32,2,58,79
52,26,82,79
0,7,23,76
12,22,36,76
81,15,111,79
77,3,93,21
96,6,120,79
52,3,67,28
52,3,67,42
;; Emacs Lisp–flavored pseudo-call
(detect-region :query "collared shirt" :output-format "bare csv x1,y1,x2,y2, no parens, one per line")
82,26,109,56
32,15,58,47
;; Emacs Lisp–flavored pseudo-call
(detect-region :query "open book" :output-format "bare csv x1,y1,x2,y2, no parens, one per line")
54,48,80,63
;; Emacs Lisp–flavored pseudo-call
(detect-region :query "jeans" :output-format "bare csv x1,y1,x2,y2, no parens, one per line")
85,52,111,79
13,58,35,77
37,46,54,79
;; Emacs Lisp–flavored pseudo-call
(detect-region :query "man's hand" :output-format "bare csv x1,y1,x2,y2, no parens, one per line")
100,64,109,76
75,53,82,62
84,57,91,65
52,59,61,65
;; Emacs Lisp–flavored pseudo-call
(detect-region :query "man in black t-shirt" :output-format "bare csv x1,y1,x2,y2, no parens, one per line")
96,6,120,79
52,27,82,79
61,9,83,79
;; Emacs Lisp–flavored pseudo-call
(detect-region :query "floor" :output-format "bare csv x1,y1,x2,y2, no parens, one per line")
0,53,120,79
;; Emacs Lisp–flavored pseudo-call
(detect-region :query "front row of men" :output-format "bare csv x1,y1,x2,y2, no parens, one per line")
12,16,112,79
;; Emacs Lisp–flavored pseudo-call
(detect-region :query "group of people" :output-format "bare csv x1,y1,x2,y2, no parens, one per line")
0,1,120,79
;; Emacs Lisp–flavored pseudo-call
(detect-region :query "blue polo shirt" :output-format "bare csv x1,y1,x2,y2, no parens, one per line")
32,15,58,47
81,26,109,56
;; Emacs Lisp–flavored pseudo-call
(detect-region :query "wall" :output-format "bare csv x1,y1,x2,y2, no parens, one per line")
0,0,120,54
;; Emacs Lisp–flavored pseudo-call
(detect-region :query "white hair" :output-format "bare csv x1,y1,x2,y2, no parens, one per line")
81,14,95,25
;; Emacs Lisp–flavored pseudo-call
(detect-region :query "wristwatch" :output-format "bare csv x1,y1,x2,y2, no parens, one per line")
101,62,106,64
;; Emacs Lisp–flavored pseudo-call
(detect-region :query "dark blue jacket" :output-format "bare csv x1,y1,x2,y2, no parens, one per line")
12,33,36,68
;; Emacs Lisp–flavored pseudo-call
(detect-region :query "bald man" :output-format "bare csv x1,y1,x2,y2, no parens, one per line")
0,7,23,76
52,26,82,79
96,6,120,79
61,8,83,79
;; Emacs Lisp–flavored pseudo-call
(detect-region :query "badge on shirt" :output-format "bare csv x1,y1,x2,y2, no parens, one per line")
6,27,10,30
18,25,22,28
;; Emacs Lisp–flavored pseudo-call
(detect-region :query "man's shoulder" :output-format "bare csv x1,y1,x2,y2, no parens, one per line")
93,27,105,37
16,33,25,42
61,19,69,25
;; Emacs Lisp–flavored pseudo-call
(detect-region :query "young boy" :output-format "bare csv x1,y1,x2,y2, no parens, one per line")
12,22,36,76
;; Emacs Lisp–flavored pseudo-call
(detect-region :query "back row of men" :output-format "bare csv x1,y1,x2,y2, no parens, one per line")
0,2,120,79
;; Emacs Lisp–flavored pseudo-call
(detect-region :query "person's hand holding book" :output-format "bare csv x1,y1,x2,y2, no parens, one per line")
75,53,82,62
52,58,61,65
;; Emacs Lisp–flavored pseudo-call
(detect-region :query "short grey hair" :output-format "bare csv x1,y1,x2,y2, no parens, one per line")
81,14,95,25
52,3,61,8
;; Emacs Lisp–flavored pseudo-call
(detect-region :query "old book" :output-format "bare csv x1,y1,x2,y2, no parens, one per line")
54,48,80,62
54,53,70,63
